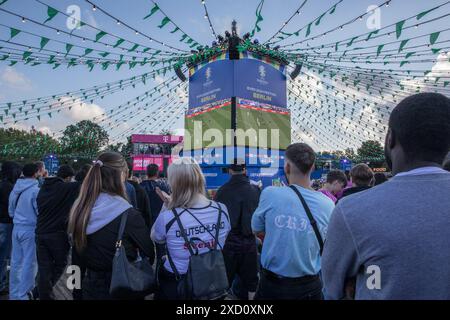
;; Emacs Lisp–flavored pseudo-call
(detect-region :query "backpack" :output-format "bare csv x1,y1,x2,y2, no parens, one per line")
166,204,229,300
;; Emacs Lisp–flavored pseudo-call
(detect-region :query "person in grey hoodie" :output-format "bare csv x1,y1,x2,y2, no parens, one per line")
322,93,450,300
8,163,40,300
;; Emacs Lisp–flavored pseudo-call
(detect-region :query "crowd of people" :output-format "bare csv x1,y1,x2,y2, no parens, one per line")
0,92,449,300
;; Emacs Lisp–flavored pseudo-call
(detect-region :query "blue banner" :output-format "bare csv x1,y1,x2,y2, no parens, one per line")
188,59,234,109
233,59,287,107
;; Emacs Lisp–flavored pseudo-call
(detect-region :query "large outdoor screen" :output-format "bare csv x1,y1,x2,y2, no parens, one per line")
184,99,232,151
236,98,291,150
186,54,290,151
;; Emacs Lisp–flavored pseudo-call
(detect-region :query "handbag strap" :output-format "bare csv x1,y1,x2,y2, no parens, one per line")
289,185,324,255
183,203,224,250
213,203,223,251
115,210,129,249
165,208,191,279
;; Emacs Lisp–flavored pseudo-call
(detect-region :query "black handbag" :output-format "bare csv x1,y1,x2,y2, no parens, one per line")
167,205,229,300
110,210,155,299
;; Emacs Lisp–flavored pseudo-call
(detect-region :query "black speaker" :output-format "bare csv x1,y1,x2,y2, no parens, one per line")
290,63,303,80
174,66,187,82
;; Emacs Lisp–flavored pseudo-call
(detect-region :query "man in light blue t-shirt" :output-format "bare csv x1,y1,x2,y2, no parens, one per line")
252,143,334,300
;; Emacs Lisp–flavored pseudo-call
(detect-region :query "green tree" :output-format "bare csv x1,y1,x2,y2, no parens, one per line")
357,140,384,159
0,127,60,162
356,140,385,166
121,136,133,160
105,136,133,161
60,120,109,157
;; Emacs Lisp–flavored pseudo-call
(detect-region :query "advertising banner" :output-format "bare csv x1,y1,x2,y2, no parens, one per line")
132,155,172,171
234,58,287,107
188,59,234,109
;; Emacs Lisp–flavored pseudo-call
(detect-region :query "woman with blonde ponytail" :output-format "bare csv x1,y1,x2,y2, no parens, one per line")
68,152,154,300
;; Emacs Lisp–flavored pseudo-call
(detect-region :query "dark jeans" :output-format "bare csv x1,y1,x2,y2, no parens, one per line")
36,232,70,300
0,223,13,292
223,246,259,293
155,265,184,300
155,243,166,266
255,269,323,300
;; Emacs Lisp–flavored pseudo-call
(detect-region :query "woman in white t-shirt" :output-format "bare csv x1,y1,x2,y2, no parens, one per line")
151,157,230,300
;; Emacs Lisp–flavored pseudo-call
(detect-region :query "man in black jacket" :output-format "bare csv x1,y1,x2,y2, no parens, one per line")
126,161,152,229
36,165,80,300
0,161,22,295
140,164,170,265
214,163,261,300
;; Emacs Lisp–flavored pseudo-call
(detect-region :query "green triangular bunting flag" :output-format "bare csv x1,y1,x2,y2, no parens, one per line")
10,28,20,40
398,39,409,53
40,37,50,50
396,20,405,39
430,32,440,45
158,17,170,28
95,31,107,42
143,4,159,20
44,6,58,24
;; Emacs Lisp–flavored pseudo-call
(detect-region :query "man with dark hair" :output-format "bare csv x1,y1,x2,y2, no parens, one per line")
319,170,347,203
339,164,374,200
252,143,335,300
0,161,22,295
126,161,152,228
36,164,79,300
322,93,450,299
74,164,92,183
8,163,40,300
214,162,260,300
373,172,388,185
140,163,170,264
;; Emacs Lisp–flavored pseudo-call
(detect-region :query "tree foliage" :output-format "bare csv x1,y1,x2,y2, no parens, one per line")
60,120,109,156
357,140,385,160
0,127,59,162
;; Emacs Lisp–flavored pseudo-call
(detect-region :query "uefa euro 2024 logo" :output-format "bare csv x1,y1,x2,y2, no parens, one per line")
205,67,212,81
203,67,213,87
257,65,268,85
259,65,266,80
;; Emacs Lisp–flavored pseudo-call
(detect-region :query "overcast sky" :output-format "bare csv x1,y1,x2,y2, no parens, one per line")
0,0,449,150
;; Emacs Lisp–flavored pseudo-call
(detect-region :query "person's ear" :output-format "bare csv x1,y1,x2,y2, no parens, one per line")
285,162,290,176
310,163,315,175
386,128,396,150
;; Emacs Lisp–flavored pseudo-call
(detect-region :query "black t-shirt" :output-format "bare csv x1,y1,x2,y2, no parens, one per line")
36,178,80,234
140,179,170,224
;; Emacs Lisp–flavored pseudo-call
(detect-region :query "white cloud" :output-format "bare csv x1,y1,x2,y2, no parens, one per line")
8,123,52,136
38,126,53,135
60,96,106,121
1,67,33,91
